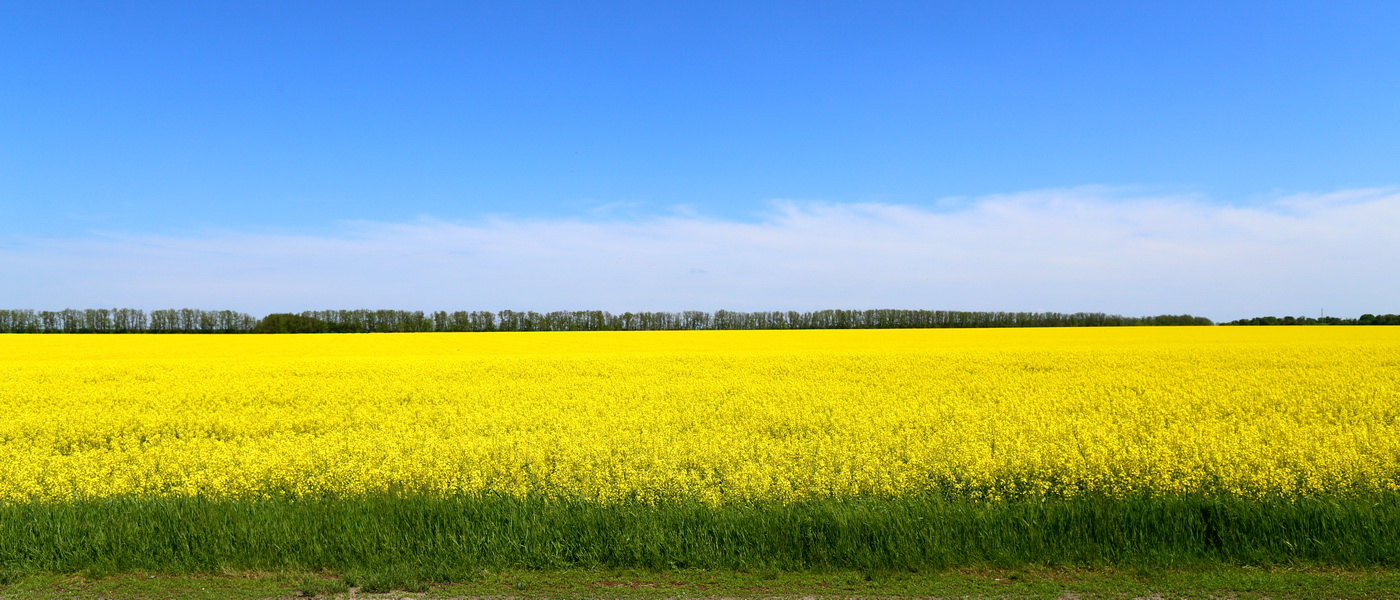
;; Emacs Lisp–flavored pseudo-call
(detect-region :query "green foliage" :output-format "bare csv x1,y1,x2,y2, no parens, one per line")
0,308,258,333
252,313,332,334
0,493,1396,580
291,575,349,597
1224,313,1400,326
0,307,1218,333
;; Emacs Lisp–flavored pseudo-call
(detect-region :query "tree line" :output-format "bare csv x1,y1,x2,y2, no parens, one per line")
0,308,257,333
0,308,1214,333
1222,314,1400,326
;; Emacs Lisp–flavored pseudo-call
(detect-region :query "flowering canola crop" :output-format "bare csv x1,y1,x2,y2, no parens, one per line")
1,328,1397,503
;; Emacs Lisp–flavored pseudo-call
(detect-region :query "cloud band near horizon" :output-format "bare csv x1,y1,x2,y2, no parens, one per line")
4,187,1397,322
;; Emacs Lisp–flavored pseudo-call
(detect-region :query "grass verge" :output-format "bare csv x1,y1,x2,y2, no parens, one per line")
3,567,1400,599
1,493,1397,579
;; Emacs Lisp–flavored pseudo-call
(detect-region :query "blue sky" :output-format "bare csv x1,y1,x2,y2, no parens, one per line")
3,2,1398,319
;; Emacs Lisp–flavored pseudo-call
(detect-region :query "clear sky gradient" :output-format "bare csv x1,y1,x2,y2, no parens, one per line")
3,2,1398,320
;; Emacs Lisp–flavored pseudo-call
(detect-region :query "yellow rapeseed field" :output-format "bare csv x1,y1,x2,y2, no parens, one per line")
1,328,1397,503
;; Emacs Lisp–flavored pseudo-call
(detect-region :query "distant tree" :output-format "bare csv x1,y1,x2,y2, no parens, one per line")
254,313,330,334
1,307,1224,333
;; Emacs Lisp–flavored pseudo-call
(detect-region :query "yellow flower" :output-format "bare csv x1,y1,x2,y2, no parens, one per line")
0,327,1396,503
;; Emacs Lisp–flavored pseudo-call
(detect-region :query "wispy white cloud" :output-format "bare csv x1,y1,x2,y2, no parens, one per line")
3,187,1397,320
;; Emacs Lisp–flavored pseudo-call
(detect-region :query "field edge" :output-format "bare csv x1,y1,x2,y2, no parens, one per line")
5,567,1400,600
2,492,1398,575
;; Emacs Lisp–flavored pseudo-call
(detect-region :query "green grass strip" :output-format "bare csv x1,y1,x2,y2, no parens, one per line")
1,493,1397,579
6,568,1400,600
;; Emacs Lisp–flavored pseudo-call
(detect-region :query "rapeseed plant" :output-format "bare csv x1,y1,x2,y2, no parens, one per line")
1,328,1396,503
